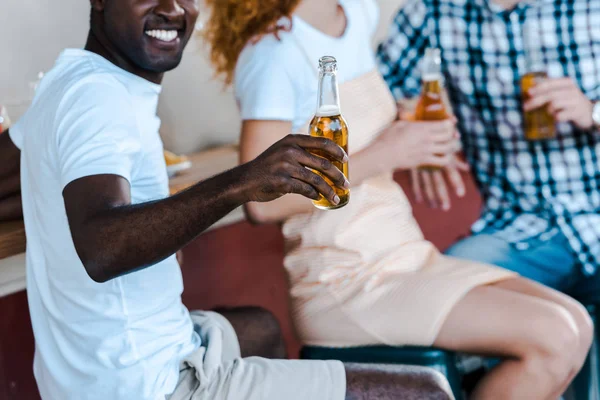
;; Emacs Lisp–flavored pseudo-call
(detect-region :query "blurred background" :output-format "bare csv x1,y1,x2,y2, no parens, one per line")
0,0,404,153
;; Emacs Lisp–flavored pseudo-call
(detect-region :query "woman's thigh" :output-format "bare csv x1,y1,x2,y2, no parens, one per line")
433,277,578,357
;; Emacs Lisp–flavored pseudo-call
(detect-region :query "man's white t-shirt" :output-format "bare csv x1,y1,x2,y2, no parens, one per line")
235,0,379,132
10,49,199,400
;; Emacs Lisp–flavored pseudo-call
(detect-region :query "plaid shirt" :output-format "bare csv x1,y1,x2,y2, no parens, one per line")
377,0,600,275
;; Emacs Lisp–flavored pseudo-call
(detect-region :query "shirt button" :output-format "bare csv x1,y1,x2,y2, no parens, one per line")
516,242,529,251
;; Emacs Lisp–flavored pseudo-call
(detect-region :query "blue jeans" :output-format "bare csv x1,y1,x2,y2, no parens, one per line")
446,232,600,305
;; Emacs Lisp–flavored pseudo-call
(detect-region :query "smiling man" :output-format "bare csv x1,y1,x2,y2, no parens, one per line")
0,1,455,399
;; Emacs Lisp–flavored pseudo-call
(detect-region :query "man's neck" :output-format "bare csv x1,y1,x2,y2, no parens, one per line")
491,0,522,10
294,0,347,38
84,30,164,85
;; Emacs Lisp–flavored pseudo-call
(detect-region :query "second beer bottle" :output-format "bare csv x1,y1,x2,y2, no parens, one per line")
415,48,451,170
309,56,350,210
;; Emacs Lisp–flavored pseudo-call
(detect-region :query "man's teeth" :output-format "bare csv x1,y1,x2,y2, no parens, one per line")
145,30,178,42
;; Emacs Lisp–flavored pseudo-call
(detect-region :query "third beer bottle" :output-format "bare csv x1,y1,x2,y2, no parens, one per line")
309,56,350,210
521,24,556,141
415,47,451,170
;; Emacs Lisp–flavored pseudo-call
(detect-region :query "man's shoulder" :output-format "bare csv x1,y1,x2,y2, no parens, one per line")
33,60,137,143
45,51,132,105
17,56,132,139
58,72,130,104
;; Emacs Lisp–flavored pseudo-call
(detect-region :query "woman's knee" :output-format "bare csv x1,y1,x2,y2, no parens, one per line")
537,292,595,361
563,298,594,359
522,303,581,381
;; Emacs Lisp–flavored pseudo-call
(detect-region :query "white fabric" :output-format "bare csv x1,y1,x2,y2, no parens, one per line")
11,49,199,400
169,311,346,400
235,0,379,132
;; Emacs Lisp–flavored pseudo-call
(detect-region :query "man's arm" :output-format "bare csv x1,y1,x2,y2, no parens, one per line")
376,0,431,100
0,130,22,221
64,134,349,283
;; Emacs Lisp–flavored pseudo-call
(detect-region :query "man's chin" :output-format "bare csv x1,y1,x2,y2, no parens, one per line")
143,55,184,74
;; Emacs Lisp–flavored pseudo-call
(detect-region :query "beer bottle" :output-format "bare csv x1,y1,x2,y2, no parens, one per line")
309,56,350,210
415,48,451,170
521,23,556,141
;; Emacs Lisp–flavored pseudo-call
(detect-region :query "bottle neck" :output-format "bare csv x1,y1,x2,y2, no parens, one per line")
316,71,341,116
422,68,443,94
422,78,443,95
421,50,443,93
523,23,545,74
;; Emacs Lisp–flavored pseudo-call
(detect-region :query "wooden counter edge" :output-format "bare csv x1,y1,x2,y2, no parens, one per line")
0,221,26,261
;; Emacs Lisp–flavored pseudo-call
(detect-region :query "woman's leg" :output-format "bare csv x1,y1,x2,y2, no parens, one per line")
433,277,591,400
492,277,594,396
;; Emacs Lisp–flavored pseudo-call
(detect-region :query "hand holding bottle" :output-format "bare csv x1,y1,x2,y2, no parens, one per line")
393,105,469,210
241,134,349,205
377,118,460,171
524,77,594,130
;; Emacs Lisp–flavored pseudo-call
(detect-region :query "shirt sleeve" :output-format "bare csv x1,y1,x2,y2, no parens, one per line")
55,80,142,189
376,0,432,100
235,43,296,122
8,118,24,150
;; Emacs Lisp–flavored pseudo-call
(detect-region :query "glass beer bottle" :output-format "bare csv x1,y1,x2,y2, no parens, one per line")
309,56,350,210
521,24,556,141
415,48,451,170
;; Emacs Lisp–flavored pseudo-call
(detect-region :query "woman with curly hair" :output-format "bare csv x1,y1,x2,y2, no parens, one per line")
203,0,593,398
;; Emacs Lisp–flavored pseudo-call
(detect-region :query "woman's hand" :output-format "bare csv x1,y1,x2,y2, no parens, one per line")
410,157,470,211
376,118,461,171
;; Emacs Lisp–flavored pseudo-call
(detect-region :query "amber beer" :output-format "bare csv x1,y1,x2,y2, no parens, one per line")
415,48,451,170
521,71,556,141
521,23,556,141
309,56,349,210
415,79,449,121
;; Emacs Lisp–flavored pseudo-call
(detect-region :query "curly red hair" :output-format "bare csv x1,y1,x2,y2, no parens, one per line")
201,0,302,85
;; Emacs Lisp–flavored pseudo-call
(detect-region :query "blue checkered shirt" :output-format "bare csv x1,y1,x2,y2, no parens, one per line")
377,0,600,275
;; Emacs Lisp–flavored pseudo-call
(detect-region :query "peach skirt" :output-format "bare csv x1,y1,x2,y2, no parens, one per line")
283,173,516,347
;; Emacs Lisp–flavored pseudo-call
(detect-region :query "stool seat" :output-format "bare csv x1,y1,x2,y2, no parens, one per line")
301,345,463,399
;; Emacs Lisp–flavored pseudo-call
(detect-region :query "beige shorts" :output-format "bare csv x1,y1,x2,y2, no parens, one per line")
167,311,346,400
